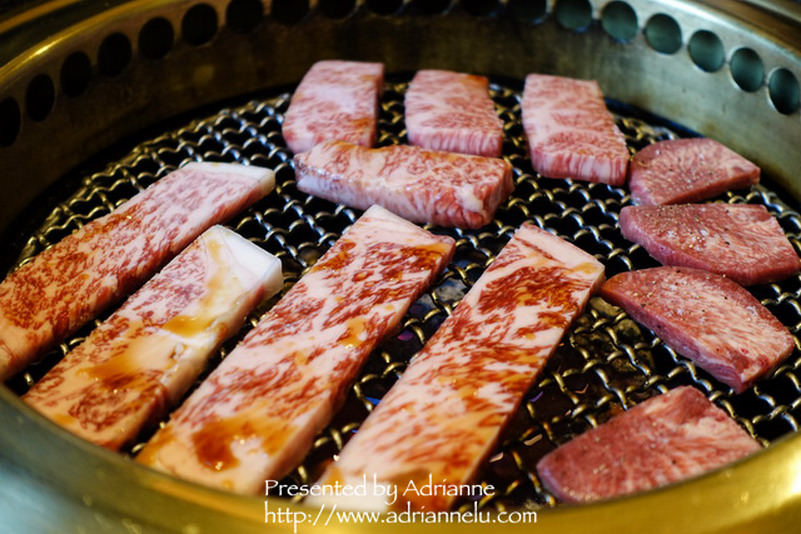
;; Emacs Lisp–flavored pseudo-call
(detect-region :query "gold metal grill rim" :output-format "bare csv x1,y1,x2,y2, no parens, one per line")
1,1,801,532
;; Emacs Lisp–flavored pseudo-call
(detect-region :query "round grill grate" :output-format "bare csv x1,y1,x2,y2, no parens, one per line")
5,76,801,511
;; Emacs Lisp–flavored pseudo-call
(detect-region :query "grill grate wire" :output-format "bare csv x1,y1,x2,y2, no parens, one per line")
5,77,801,511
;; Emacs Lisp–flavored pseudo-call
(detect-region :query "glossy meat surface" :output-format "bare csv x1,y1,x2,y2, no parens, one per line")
294,140,513,228
24,226,282,450
0,163,274,381
282,60,384,154
312,224,604,511
521,74,629,185
136,206,454,493
405,69,503,157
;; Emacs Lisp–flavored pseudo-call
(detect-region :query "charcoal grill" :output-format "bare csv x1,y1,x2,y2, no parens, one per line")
1,0,801,532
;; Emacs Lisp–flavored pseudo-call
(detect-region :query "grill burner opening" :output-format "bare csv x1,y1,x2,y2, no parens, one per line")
5,75,801,511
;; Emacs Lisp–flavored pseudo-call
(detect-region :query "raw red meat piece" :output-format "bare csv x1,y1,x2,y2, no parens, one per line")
629,138,760,205
600,267,795,393
620,204,800,286
537,386,761,503
135,205,454,494
23,226,282,450
405,69,503,157
0,163,274,381
521,74,629,185
282,60,384,154
310,224,604,511
294,140,513,228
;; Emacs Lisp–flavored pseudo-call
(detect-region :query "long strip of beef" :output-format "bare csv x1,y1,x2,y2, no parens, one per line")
294,140,513,229
620,204,800,286
405,69,504,157
24,226,282,450
281,60,384,154
521,74,629,185
601,267,796,393
311,224,605,511
135,205,455,493
537,386,761,503
0,162,274,381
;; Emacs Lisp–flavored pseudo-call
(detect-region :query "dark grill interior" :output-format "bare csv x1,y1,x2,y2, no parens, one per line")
5,75,801,511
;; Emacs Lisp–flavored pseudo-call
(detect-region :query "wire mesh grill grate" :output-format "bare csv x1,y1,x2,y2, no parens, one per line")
5,77,801,511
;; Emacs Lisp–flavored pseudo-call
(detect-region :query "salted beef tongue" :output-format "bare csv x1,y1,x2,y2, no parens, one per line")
600,266,795,393
628,138,760,205
620,204,800,286
536,386,761,503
